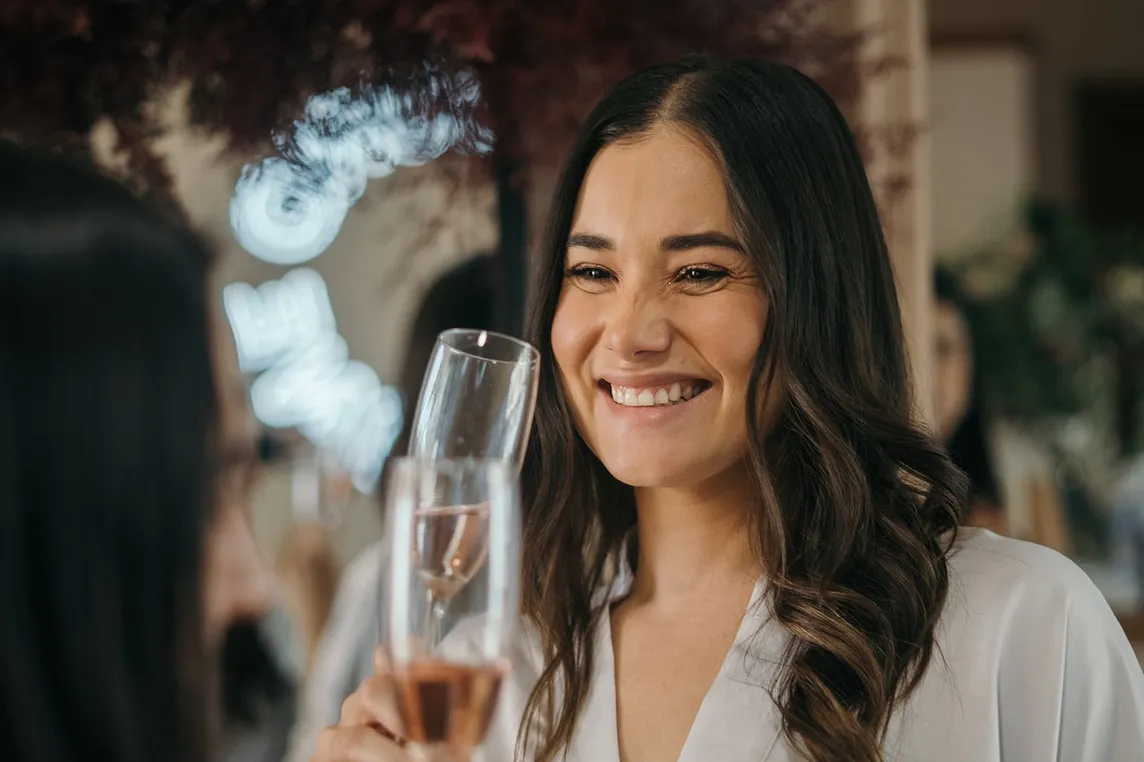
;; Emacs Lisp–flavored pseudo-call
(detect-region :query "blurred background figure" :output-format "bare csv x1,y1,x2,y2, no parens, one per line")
284,254,496,762
933,267,1075,551
1111,456,1144,610
221,613,296,762
219,432,319,762
0,141,273,762
271,435,345,676
273,516,341,675
933,267,1007,533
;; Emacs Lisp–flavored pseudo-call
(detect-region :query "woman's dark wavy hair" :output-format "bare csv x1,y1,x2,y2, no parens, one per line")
0,141,218,762
519,56,967,762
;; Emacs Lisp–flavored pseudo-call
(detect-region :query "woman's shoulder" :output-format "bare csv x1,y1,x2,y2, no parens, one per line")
938,527,1133,662
893,529,1144,759
943,527,1112,627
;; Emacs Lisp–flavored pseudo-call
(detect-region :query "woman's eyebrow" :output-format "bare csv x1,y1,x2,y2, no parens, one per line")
661,231,744,252
567,232,613,251
567,231,744,252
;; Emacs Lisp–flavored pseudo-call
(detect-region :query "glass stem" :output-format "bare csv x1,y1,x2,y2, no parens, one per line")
423,590,449,648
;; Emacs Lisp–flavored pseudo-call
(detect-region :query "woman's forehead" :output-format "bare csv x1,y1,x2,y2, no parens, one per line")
573,126,733,238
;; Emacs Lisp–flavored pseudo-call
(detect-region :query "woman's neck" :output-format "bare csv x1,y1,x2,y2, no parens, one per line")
627,466,760,609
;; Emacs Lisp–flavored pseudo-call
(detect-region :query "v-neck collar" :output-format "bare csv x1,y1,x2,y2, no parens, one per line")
570,540,789,762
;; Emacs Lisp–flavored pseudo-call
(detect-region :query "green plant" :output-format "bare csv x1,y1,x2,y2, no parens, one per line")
946,200,1144,455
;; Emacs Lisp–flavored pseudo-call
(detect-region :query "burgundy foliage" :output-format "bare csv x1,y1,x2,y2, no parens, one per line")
0,0,868,198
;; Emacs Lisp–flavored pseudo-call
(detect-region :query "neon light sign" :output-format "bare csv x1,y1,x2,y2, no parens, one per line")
229,72,492,266
225,66,494,490
223,269,402,492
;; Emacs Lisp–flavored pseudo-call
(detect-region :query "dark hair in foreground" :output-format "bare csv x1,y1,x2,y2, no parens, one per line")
521,57,967,762
933,267,1001,510
0,142,218,762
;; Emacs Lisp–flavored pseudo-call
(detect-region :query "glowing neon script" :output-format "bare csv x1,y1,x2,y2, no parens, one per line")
229,69,494,265
224,269,402,491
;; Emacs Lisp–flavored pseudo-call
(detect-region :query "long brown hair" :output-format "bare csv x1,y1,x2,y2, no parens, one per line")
518,57,966,762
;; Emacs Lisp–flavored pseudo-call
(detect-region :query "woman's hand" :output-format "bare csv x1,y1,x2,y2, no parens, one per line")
311,648,409,762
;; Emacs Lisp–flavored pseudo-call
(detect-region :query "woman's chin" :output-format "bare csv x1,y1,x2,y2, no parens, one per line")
597,449,718,490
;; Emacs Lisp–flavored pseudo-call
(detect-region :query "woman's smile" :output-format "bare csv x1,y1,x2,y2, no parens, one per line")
595,376,717,430
601,376,713,408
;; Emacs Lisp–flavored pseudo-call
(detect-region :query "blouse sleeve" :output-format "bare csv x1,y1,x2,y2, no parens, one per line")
1053,570,1144,761
997,553,1144,762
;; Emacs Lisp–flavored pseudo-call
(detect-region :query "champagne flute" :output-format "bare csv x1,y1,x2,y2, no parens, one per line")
405,329,537,639
381,458,520,762
408,329,540,468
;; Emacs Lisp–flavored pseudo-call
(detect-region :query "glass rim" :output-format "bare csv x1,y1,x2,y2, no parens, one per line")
435,328,540,367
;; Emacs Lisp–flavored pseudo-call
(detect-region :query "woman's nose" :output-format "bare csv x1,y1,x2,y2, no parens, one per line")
603,291,671,361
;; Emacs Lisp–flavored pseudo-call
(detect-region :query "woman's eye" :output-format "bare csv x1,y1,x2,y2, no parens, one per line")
675,266,729,284
566,265,614,282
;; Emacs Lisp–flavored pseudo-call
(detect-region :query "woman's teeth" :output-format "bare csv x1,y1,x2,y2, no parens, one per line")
609,382,704,408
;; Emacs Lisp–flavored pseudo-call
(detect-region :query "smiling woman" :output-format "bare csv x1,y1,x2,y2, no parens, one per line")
523,57,956,762
313,56,1144,762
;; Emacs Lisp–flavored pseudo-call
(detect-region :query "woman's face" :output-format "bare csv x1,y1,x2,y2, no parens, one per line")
202,322,274,645
933,299,973,440
551,125,768,490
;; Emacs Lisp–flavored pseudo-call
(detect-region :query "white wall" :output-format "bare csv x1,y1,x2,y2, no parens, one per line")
929,46,1035,253
929,0,1144,203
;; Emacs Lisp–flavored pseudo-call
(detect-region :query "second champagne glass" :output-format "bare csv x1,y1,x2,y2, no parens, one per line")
381,457,521,762
408,329,540,466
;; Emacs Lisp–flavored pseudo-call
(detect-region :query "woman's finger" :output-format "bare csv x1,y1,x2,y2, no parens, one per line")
340,673,405,736
311,724,405,762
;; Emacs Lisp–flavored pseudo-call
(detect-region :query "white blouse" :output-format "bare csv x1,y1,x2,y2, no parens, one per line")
457,529,1144,762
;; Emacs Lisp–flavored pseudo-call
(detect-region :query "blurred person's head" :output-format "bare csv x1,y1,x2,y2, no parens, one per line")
0,141,271,762
220,436,296,746
933,267,1000,510
933,268,975,440
207,319,275,632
